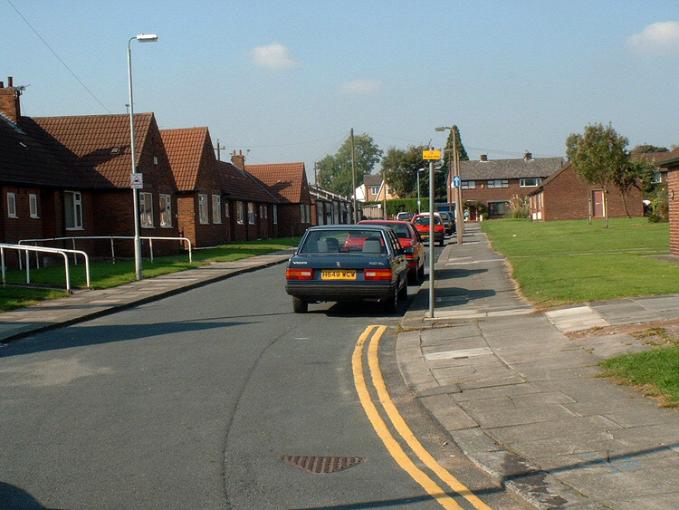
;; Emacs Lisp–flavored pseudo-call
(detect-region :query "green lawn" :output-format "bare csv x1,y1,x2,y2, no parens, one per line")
0,237,298,311
601,344,679,407
481,218,677,307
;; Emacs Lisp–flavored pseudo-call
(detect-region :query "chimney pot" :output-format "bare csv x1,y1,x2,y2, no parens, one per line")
0,81,4,88
7,76,13,87
480,154,488,162
523,151,533,161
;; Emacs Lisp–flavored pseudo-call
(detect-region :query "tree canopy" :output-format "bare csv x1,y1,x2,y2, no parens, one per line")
381,146,447,201
630,144,669,154
316,133,382,197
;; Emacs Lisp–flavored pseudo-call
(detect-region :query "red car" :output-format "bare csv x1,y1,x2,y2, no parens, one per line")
411,213,445,247
359,220,425,283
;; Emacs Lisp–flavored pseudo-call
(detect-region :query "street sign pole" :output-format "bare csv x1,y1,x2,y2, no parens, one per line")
428,158,435,319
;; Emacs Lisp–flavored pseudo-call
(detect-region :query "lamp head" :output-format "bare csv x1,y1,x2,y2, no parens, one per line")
435,126,450,132
136,33,159,42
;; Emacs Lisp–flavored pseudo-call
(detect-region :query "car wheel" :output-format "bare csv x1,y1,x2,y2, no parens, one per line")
384,285,398,312
292,297,308,313
418,263,425,281
408,268,418,285
398,276,408,299
438,238,444,247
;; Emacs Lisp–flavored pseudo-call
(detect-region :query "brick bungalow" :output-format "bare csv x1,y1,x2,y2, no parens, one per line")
161,127,228,247
217,156,279,241
459,153,564,219
657,155,679,255
527,163,644,221
246,161,312,237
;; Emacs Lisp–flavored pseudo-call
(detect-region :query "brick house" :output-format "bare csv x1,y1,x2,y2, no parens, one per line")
217,157,279,241
355,173,399,202
23,112,181,256
527,163,644,221
161,127,228,247
657,155,679,255
458,153,563,219
246,161,312,237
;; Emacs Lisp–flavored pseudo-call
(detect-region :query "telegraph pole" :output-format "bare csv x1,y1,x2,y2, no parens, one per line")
350,128,358,223
454,131,464,245
215,138,226,161
314,161,318,185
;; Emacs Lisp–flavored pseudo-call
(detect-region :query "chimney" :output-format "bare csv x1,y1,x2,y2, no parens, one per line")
523,151,533,161
0,75,22,123
480,154,488,162
231,149,246,171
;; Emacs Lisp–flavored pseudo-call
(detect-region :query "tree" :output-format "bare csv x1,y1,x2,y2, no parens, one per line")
381,146,447,201
441,126,469,203
566,123,628,227
631,144,668,154
612,159,655,217
316,133,382,196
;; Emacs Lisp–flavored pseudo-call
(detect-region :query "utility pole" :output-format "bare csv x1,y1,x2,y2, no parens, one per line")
215,139,226,161
382,168,387,219
454,130,464,245
428,157,435,318
313,161,318,185
446,131,452,206
350,128,358,223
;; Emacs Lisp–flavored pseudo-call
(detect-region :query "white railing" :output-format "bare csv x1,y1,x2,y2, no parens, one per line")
17,235,192,268
0,243,90,292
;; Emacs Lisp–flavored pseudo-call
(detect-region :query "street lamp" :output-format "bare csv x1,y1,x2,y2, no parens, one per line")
416,168,426,213
435,126,464,245
127,33,158,281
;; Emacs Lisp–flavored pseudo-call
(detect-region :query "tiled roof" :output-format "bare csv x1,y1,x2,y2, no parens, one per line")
363,174,382,187
634,149,679,169
459,157,564,180
23,113,154,189
216,161,278,203
0,114,85,188
160,127,210,191
245,162,307,203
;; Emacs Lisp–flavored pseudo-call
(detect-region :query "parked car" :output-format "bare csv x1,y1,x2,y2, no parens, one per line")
285,225,409,313
438,211,455,235
395,211,414,222
411,213,445,246
359,220,425,283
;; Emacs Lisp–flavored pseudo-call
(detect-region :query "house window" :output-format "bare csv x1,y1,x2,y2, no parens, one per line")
247,202,256,225
652,172,662,184
212,194,221,224
461,180,476,190
488,201,509,217
273,204,278,225
259,204,268,219
140,192,154,228
370,186,380,195
153,155,159,166
236,201,245,224
300,203,305,223
224,201,230,218
487,179,509,188
198,194,208,224
29,193,39,218
7,192,17,218
159,193,172,227
520,178,540,187
306,204,311,224
64,191,83,230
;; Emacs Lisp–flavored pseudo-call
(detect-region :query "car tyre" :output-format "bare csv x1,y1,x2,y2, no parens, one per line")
418,264,425,281
398,276,408,300
292,297,308,313
438,238,444,247
408,268,418,285
384,285,398,312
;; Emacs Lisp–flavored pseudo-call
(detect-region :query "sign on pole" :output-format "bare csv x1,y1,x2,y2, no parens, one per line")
453,175,461,188
130,173,143,190
422,149,442,161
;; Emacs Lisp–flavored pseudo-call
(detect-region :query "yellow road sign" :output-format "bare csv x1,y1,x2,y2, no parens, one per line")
422,149,441,161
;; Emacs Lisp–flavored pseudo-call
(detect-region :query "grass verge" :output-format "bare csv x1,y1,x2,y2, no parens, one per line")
0,237,298,311
481,218,677,307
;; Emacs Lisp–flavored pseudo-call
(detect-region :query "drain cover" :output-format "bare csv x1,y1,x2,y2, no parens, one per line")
282,455,365,474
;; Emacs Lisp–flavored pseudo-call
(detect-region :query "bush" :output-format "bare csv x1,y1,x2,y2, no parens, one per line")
508,195,529,219
649,185,669,223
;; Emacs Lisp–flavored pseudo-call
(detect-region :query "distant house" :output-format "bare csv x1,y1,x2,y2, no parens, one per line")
527,163,643,221
458,153,563,219
657,155,679,256
161,127,227,247
246,161,312,237
355,174,399,203
310,185,353,225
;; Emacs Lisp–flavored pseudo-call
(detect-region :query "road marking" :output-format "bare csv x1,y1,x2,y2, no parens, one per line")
352,326,463,510
367,326,493,510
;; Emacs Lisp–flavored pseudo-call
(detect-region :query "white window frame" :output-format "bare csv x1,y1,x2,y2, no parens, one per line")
7,192,17,218
273,204,278,225
520,177,540,188
236,201,245,224
159,193,172,228
64,191,83,230
370,186,380,195
487,179,509,189
652,172,662,185
461,180,476,190
198,194,209,224
29,193,39,218
306,204,311,224
224,201,230,218
247,202,256,225
212,194,221,224
140,192,154,228
300,203,305,223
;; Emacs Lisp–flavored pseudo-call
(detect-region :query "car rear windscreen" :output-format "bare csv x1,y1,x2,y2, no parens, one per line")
300,230,387,255
414,215,441,225
366,222,410,239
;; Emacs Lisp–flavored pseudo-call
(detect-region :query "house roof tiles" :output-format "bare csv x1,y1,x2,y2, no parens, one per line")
245,162,307,203
216,161,278,203
459,157,564,181
160,127,210,191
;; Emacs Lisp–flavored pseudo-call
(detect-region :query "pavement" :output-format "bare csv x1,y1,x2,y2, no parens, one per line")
398,223,679,509
0,250,293,343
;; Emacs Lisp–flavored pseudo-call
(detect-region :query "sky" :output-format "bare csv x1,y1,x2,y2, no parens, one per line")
2,0,678,183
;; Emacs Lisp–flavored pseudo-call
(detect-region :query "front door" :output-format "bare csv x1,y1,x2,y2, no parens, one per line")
592,191,604,218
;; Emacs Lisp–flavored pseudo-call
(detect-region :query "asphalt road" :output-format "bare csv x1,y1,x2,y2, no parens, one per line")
0,240,525,510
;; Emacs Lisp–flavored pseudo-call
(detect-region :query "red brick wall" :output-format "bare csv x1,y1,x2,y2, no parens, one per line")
177,195,196,246
669,169,679,255
278,203,310,237
0,86,20,123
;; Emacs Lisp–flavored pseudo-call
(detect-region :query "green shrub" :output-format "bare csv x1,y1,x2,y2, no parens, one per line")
649,185,669,223
509,194,529,219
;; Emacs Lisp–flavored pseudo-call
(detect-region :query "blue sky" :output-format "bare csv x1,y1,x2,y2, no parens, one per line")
2,1,678,181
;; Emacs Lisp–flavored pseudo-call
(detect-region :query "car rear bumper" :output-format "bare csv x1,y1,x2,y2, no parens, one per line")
286,282,396,302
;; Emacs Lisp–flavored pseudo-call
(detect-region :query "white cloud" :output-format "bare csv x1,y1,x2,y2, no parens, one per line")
628,21,679,53
250,43,298,70
340,79,382,95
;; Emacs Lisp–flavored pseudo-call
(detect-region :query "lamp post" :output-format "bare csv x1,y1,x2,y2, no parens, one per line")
127,33,158,281
416,168,426,214
436,126,464,245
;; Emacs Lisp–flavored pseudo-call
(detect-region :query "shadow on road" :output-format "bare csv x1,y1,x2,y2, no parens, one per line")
0,481,49,510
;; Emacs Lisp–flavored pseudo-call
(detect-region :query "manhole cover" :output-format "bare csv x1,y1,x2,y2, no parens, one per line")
281,455,365,474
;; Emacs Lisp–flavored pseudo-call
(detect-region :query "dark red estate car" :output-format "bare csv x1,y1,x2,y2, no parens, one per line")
358,220,425,283
411,213,445,247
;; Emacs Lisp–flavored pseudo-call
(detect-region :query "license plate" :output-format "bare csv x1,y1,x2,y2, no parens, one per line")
321,270,356,280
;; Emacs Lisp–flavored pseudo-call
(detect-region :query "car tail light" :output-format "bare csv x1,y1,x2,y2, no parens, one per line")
286,268,314,280
364,268,392,281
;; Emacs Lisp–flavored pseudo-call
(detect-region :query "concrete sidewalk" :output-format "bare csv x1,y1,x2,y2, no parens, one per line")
398,223,679,509
0,251,292,343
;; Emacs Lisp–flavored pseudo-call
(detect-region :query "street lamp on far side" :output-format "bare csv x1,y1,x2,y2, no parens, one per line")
435,126,464,246
127,33,159,281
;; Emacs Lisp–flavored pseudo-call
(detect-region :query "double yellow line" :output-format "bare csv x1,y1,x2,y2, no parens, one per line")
352,325,492,510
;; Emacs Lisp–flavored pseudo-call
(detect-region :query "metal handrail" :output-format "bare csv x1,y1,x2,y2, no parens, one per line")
17,235,192,268
0,243,90,292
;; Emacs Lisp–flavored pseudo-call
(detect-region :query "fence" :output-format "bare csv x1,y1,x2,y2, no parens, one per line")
0,243,90,292
17,236,192,269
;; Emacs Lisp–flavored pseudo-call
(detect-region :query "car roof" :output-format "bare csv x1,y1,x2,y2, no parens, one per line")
359,220,411,225
307,224,392,231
